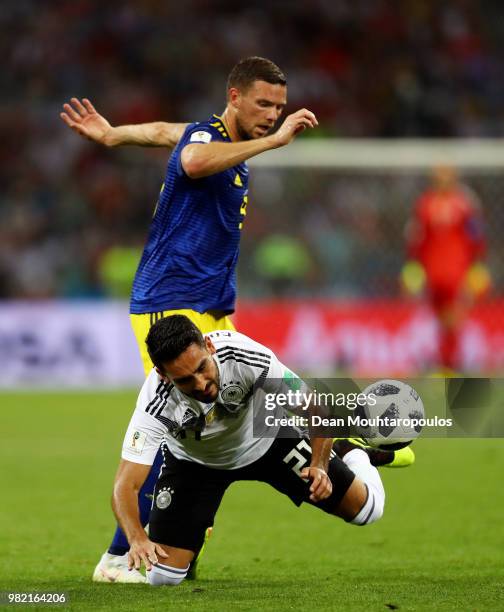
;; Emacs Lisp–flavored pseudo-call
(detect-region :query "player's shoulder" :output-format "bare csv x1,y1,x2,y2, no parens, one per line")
457,184,482,211
208,330,274,364
207,329,270,350
137,368,175,410
416,189,435,206
183,114,230,145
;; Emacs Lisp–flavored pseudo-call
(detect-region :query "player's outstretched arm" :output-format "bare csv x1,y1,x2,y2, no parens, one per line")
182,108,318,179
112,459,168,571
60,97,187,148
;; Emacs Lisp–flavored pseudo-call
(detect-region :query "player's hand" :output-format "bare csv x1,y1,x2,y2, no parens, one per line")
400,260,426,297
60,98,114,145
128,537,169,572
272,109,318,147
465,262,492,299
301,466,332,502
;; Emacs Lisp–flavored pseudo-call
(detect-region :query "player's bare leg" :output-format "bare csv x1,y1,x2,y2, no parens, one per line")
331,448,385,526
333,478,368,520
145,545,194,586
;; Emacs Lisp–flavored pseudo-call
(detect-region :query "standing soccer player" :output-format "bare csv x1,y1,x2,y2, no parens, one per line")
401,165,490,372
60,56,318,582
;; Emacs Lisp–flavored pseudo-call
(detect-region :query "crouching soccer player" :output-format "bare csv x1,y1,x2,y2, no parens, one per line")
113,315,388,585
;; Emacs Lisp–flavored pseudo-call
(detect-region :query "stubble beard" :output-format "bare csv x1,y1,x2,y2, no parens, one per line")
201,358,220,403
236,116,254,141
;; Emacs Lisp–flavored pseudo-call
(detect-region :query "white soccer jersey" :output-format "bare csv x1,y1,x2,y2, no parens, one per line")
121,330,288,469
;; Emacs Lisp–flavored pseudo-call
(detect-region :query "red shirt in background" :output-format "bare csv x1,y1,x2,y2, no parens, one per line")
407,185,485,303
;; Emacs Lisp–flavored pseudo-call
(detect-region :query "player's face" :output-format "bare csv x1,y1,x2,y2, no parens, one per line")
231,80,287,140
431,164,457,191
159,337,220,403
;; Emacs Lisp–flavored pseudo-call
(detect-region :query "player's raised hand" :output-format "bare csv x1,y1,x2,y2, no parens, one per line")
127,537,169,572
272,108,318,147
60,98,113,145
301,466,332,502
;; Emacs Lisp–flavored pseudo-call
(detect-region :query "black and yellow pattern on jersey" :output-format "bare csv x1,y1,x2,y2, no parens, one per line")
210,115,248,227
210,115,230,140
130,309,236,377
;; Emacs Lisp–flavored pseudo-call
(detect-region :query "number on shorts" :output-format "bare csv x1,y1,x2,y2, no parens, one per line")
283,439,312,477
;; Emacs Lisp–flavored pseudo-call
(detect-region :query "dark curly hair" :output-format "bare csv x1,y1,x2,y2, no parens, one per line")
146,315,205,372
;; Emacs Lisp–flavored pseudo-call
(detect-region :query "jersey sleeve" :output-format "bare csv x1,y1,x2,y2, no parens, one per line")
121,375,167,465
175,122,222,178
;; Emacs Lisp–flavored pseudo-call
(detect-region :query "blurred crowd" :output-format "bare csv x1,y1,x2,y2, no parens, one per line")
1,0,503,299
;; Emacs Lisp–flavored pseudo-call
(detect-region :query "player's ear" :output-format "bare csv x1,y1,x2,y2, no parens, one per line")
228,87,241,109
205,336,216,355
155,367,171,382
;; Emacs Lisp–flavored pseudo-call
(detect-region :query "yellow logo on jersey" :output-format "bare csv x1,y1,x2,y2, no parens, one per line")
234,173,243,187
205,406,217,425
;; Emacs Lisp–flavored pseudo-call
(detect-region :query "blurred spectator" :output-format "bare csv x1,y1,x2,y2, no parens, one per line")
401,165,491,371
253,234,313,297
98,245,142,298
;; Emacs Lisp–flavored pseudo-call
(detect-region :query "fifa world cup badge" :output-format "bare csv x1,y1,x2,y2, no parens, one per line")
129,430,146,453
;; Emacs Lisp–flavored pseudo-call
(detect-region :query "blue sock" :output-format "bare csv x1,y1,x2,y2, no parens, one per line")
108,449,163,556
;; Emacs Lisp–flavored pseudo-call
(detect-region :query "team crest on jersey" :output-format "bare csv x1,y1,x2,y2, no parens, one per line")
221,383,246,403
156,487,174,510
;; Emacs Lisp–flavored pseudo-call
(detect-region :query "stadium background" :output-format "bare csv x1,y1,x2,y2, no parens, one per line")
1,0,504,383
1,1,503,610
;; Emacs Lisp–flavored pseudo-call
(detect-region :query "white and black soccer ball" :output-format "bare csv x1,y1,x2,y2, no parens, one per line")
357,379,425,450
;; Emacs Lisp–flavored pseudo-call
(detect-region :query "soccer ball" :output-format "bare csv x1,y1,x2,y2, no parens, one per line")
356,379,425,450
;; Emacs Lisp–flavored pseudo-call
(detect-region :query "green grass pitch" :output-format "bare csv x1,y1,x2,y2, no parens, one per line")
1,391,503,611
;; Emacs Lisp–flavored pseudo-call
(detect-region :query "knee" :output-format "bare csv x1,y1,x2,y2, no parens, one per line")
348,483,385,526
147,563,189,586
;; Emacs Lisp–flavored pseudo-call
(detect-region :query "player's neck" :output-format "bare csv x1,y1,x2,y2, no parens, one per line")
220,108,240,142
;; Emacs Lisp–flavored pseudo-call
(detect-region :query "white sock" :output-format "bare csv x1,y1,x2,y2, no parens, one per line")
343,449,385,525
147,562,189,586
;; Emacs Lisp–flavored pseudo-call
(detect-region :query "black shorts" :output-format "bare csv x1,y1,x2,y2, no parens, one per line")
149,429,356,552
